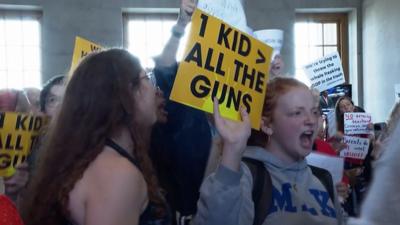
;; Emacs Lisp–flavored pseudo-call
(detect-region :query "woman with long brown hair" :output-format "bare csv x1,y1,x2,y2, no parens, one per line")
21,49,169,225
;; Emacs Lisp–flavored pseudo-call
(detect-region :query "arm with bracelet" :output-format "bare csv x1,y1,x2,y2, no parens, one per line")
155,0,196,67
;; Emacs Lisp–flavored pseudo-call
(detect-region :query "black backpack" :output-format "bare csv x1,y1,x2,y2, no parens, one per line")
242,157,335,225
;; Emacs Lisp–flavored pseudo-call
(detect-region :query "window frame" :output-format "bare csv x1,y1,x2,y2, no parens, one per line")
0,9,42,89
122,12,179,69
296,13,349,82
122,12,178,48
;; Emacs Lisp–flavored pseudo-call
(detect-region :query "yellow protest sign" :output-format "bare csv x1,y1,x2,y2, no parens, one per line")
0,112,45,177
170,9,273,129
70,36,103,72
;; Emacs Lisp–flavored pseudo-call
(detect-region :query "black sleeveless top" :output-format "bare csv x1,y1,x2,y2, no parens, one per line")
63,139,171,225
105,139,171,225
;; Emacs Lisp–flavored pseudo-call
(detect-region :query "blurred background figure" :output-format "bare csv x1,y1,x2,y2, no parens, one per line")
0,88,41,205
320,90,335,109
39,75,66,118
348,108,400,225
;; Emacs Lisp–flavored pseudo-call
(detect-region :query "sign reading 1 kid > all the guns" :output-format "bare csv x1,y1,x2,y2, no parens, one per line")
0,112,45,177
170,9,273,129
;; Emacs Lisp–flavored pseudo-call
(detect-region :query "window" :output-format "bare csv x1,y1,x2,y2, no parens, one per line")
0,10,41,89
123,12,189,69
295,13,348,86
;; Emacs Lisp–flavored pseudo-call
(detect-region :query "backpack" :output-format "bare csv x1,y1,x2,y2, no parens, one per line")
242,157,335,225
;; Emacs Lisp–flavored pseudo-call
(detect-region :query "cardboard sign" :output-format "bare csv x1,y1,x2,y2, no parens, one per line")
303,52,345,92
344,113,372,135
170,9,273,129
306,152,344,184
340,136,370,160
0,112,45,177
395,84,400,102
70,36,103,72
254,29,284,60
198,0,248,33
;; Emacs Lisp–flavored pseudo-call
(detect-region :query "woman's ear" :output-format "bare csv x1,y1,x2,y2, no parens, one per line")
260,116,273,136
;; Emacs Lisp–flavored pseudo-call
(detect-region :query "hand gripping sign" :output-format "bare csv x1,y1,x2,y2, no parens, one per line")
170,9,273,129
0,112,45,177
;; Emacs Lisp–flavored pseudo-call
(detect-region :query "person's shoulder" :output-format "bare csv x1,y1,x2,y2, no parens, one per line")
88,148,145,188
70,148,147,224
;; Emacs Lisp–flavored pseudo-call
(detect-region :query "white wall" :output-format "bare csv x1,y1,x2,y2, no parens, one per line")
362,0,400,121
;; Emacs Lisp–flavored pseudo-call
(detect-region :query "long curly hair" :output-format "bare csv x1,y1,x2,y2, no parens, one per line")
247,77,309,147
21,49,165,224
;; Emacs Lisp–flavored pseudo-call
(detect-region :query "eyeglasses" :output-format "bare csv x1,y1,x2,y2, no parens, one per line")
141,71,157,88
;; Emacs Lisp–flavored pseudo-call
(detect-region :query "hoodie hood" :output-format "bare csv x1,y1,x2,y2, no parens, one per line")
244,145,308,172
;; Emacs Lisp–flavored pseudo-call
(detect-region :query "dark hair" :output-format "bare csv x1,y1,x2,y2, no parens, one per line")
247,77,309,147
334,96,354,133
40,75,66,113
21,49,165,224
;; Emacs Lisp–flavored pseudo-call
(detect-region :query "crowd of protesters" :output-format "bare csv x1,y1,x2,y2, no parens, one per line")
0,0,399,225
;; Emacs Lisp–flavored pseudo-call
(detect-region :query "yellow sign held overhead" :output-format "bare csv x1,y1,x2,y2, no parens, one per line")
170,9,273,129
70,36,103,72
0,112,45,177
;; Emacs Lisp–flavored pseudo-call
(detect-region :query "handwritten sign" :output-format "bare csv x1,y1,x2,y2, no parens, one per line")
70,36,103,72
254,29,284,60
0,112,45,177
170,9,273,129
340,136,370,160
344,113,372,135
303,52,345,92
198,0,248,33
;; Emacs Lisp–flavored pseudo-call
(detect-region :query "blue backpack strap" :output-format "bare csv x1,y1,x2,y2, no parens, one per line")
242,157,272,225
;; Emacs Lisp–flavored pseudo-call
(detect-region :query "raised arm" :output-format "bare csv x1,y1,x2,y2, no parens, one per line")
192,99,254,225
155,0,197,67
212,98,251,171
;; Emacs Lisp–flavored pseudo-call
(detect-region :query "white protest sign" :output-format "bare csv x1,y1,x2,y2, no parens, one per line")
303,52,345,92
254,29,284,59
306,152,344,184
340,136,370,160
198,0,248,33
395,84,400,102
344,113,372,135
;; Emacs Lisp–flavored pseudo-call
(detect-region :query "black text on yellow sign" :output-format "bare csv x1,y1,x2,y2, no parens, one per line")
170,9,273,129
0,112,44,177
70,36,103,72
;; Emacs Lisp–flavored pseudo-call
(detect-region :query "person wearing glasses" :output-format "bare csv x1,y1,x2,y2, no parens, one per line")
21,49,171,225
